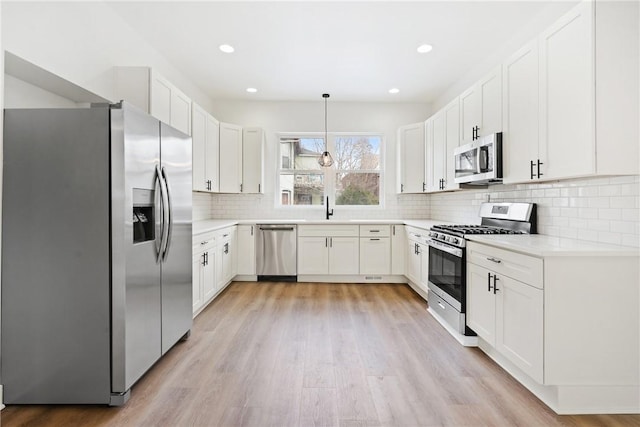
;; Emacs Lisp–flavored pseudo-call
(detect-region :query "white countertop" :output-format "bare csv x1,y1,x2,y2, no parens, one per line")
194,218,430,235
466,234,640,257
193,219,238,235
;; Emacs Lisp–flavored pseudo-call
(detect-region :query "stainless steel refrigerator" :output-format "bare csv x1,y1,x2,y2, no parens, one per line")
1,102,192,405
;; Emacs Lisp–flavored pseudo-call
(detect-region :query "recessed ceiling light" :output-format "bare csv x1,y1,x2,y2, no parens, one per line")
417,44,433,54
246,87,258,93
389,88,400,94
219,44,235,53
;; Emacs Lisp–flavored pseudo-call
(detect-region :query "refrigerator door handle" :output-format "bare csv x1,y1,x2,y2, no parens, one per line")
154,165,168,262
160,166,173,261
157,165,170,261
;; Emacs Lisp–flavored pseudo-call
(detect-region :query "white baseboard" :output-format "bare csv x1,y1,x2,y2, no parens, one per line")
297,274,407,284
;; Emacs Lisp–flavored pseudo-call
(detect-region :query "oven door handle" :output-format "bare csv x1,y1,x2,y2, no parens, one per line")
427,239,463,258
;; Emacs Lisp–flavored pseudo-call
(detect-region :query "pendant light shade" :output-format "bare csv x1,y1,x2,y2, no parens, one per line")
318,93,334,167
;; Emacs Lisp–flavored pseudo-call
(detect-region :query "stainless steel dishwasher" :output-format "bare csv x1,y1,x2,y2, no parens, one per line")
256,224,297,281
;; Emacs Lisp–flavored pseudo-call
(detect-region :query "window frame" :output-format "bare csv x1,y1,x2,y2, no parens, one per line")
276,132,385,210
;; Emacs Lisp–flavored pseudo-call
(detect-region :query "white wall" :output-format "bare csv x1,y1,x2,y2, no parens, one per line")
1,1,215,113
4,74,78,108
206,100,432,220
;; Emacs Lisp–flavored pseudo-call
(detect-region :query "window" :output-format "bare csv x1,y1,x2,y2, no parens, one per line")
278,134,382,207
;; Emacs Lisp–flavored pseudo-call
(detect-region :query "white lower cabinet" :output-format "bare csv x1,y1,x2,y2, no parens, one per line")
297,236,331,275
298,236,359,275
216,226,237,288
467,262,543,382
192,232,216,315
405,227,429,297
466,239,640,413
391,225,406,275
236,224,256,275
359,237,390,275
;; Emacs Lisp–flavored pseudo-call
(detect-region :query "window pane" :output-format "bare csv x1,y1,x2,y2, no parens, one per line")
334,136,381,171
279,173,325,205
335,172,380,205
280,137,324,170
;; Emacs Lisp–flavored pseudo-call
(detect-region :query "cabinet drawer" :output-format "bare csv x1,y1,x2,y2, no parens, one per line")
194,231,216,251
215,226,235,242
405,226,429,244
359,225,390,237
467,241,543,289
298,225,359,237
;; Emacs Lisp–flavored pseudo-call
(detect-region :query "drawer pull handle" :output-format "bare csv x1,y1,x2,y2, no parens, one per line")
370,238,380,241
369,230,380,233
487,257,501,263
200,241,208,245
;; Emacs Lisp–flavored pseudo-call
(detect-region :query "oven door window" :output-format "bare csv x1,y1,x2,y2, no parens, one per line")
428,245,463,303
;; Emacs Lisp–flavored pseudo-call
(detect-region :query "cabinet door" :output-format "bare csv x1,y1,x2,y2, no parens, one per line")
503,40,540,184
398,122,425,193
192,252,204,313
430,111,446,192
221,241,233,284
444,97,461,191
360,238,390,275
424,118,435,192
391,225,406,275
419,243,429,294
329,237,359,275
242,128,264,194
219,122,243,193
539,0,595,180
478,66,502,136
170,89,192,136
236,225,256,275
215,245,224,292
205,115,220,192
202,250,216,301
459,85,480,145
191,104,208,192
150,72,172,126
466,263,496,346
298,236,329,275
406,241,421,285
496,275,544,383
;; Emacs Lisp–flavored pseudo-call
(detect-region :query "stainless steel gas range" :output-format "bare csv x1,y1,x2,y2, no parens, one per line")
427,202,537,337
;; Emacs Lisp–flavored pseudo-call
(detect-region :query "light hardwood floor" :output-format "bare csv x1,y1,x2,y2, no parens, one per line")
2,282,639,426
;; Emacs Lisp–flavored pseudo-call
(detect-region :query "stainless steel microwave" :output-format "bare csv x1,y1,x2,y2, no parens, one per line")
454,133,502,185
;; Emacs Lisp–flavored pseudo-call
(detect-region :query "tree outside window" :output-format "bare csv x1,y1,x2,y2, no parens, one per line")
278,134,382,207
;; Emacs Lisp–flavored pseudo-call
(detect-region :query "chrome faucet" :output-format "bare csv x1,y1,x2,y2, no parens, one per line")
325,196,334,220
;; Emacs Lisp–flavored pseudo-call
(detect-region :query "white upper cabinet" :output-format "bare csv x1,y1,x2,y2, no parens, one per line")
115,67,192,135
427,97,461,193
502,39,540,184
503,0,639,183
219,122,243,193
397,122,426,193
241,128,265,194
460,66,502,145
539,0,594,181
192,103,219,192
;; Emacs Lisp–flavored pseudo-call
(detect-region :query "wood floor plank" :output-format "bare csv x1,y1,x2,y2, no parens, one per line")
2,282,639,427
300,387,339,427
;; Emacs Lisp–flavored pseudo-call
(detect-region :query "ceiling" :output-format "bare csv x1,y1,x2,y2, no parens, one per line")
108,1,576,103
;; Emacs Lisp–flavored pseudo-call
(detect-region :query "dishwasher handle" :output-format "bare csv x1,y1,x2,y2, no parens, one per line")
259,226,296,231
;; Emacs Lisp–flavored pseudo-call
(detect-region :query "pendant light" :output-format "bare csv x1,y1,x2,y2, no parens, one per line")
318,93,334,167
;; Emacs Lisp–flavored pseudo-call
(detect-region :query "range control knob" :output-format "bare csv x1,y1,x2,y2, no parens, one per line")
451,237,459,244
439,234,446,241
429,232,438,239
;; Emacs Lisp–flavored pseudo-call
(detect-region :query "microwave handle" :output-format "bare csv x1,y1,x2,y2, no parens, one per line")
479,146,489,173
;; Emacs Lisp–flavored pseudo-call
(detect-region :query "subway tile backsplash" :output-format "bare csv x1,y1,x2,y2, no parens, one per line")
196,175,640,248
429,175,640,248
